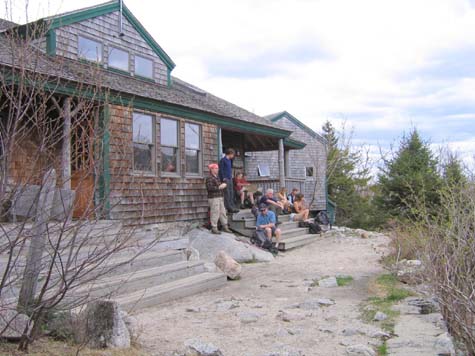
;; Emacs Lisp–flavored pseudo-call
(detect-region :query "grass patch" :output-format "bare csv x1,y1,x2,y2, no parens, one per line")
361,273,414,333
336,275,353,286
377,341,388,356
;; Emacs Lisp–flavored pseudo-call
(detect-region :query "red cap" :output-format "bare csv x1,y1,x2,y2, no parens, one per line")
208,163,218,170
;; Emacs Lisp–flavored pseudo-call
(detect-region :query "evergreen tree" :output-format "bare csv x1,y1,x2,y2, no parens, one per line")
442,152,467,189
377,129,442,219
322,121,372,227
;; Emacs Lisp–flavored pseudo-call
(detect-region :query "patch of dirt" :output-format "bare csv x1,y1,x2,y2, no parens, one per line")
135,229,390,356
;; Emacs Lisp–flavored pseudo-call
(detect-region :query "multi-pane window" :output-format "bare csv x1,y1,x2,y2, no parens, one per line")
306,166,315,177
185,123,201,174
108,47,129,72
78,36,102,62
135,55,153,78
133,113,154,172
160,118,179,174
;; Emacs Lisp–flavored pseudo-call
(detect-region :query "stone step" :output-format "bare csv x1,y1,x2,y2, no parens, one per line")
231,209,255,221
82,260,206,299
280,227,309,239
278,234,321,251
115,272,227,311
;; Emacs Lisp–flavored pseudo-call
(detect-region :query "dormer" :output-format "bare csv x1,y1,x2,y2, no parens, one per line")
39,1,175,86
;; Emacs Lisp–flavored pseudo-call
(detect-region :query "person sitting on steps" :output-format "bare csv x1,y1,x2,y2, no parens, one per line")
259,188,284,223
287,188,299,209
277,187,292,214
256,203,281,248
234,172,255,209
293,193,310,222
206,163,232,234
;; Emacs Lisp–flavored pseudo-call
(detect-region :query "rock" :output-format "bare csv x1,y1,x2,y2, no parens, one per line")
296,299,321,310
346,344,376,356
368,330,391,340
203,262,218,273
360,231,369,239
187,228,274,263
253,303,264,309
186,247,200,261
82,300,130,349
184,339,223,356
215,300,240,311
214,250,242,280
317,298,335,306
0,310,30,340
407,297,439,314
394,259,424,284
186,307,201,313
238,312,261,324
341,328,359,336
120,311,140,343
319,326,336,334
373,311,388,321
318,276,338,288
276,311,305,322
434,332,455,355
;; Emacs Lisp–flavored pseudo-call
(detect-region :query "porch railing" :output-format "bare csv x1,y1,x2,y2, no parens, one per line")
247,177,306,194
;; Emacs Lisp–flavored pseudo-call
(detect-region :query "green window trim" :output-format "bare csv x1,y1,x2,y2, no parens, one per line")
46,29,56,56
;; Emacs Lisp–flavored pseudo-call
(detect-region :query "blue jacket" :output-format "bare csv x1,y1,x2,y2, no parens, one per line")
219,156,233,180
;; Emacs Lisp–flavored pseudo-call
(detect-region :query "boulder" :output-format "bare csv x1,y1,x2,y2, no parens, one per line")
187,228,274,263
346,344,376,356
82,300,130,349
318,276,338,288
184,339,223,356
120,311,140,343
0,310,30,340
214,251,242,280
238,312,261,324
373,311,388,321
394,259,424,284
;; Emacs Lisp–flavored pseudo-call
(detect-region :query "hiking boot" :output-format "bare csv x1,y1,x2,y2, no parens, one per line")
222,225,232,233
211,227,221,235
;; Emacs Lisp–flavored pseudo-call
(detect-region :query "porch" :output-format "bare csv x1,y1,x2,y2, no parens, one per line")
219,128,305,190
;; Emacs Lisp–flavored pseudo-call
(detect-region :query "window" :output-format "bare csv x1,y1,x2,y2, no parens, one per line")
185,123,201,174
258,164,270,177
108,47,129,72
306,166,315,177
160,118,179,174
78,36,102,62
133,112,154,172
135,55,153,78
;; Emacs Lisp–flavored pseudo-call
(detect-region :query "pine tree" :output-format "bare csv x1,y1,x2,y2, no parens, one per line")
442,152,466,189
378,129,442,219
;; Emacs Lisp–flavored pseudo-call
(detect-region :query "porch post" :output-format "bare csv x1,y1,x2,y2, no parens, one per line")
61,97,72,190
284,150,290,177
217,127,223,161
278,138,285,189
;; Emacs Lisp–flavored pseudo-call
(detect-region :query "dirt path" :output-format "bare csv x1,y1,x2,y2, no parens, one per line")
135,229,390,356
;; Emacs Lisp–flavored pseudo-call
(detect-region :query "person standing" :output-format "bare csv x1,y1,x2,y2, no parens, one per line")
206,163,232,234
219,148,239,213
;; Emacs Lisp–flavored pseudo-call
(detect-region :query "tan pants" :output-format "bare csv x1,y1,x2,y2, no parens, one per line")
209,197,228,228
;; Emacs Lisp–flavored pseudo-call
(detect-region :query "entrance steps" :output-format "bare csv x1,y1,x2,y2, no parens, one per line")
228,209,324,251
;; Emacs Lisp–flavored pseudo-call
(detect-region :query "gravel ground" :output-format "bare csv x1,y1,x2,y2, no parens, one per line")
135,229,391,356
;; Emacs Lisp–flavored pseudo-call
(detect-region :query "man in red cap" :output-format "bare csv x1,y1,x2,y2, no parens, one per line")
206,163,232,234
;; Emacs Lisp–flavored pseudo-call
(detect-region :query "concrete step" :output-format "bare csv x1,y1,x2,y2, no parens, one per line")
83,260,206,299
278,234,321,251
231,209,254,221
115,272,227,311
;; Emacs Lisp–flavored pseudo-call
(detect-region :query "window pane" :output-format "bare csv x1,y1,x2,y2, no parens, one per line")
109,47,129,71
185,123,200,149
161,146,178,173
186,149,199,174
161,119,178,147
135,55,153,78
133,113,153,144
306,167,314,177
258,164,270,177
78,36,102,62
134,143,152,171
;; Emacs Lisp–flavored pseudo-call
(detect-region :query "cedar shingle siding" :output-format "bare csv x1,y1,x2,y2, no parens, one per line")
108,105,218,224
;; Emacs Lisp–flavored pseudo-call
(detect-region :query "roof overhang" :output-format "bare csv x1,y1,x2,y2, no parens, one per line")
10,1,176,71
269,110,326,144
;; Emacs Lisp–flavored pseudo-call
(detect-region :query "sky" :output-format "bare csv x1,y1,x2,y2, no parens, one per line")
5,0,475,170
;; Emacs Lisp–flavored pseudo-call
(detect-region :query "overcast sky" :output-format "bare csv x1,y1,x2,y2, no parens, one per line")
6,0,475,168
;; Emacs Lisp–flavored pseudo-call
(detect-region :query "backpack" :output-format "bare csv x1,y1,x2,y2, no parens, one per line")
316,211,330,226
251,230,278,255
308,222,322,234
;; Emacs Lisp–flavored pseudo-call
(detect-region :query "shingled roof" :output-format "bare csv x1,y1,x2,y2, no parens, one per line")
265,111,326,144
0,18,17,32
0,35,292,137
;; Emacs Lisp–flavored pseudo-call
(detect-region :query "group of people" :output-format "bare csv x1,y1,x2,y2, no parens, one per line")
206,148,311,246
